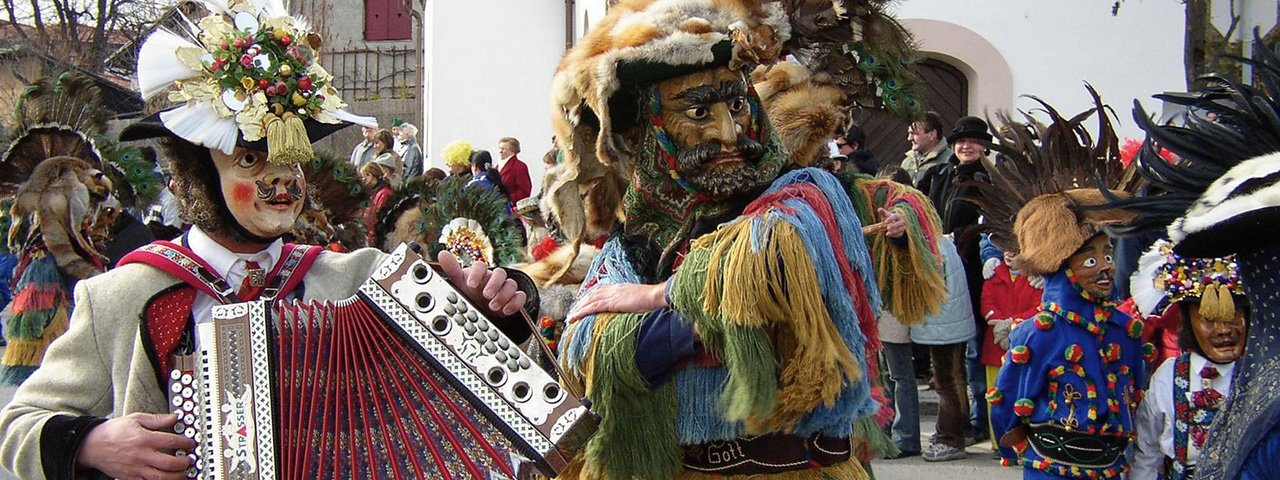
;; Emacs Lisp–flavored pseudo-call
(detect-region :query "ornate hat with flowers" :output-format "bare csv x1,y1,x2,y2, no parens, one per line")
1131,239,1244,321
120,0,374,165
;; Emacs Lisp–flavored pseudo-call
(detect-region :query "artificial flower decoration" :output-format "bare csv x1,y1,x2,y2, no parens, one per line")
137,0,373,165
1133,239,1244,322
438,218,496,268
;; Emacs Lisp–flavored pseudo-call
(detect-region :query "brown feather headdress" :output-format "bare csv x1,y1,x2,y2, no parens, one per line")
971,85,1140,276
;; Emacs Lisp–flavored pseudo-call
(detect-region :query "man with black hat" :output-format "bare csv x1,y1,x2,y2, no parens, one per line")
0,3,531,479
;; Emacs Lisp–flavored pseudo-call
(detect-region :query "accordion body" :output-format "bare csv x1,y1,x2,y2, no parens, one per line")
169,245,595,479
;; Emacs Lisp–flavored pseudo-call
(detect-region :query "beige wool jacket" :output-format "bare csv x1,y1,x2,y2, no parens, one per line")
0,247,385,479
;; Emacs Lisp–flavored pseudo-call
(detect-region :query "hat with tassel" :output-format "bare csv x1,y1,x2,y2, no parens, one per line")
1137,239,1244,322
120,0,375,165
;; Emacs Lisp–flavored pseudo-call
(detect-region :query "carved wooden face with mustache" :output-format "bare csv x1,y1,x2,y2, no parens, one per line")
655,68,767,200
210,147,306,239
1067,234,1116,299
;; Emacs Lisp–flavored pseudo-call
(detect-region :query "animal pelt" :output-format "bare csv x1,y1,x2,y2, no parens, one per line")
517,242,602,288
537,283,580,324
10,156,112,279
752,61,845,166
1013,189,1134,277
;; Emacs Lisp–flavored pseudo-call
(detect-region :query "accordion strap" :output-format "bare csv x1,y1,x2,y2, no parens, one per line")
121,241,322,304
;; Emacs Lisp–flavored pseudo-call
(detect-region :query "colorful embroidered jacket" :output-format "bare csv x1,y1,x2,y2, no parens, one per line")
989,269,1151,479
560,169,893,480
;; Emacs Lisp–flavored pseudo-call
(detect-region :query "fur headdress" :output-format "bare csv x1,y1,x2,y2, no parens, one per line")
751,60,845,166
119,0,374,164
971,86,1138,276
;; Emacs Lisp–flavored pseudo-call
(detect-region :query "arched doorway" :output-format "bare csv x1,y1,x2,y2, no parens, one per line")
853,58,969,172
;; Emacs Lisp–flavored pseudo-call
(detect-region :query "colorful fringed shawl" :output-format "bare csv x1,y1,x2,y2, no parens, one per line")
1,250,73,384
560,168,881,480
839,172,946,327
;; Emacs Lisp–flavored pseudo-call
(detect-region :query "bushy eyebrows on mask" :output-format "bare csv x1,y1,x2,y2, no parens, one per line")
672,80,747,107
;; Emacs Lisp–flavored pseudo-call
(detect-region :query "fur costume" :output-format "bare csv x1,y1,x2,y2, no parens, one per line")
551,1,925,478
0,73,157,385
1104,35,1280,480
978,92,1150,480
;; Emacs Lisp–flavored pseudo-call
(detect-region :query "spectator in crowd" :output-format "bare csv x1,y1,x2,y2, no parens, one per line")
978,247,1043,453
441,140,473,178
918,115,996,446
372,129,403,185
881,235,976,462
397,123,424,180
903,111,953,184
467,150,508,197
497,137,532,204
423,167,447,186
836,124,879,175
350,125,378,168
360,162,393,246
390,119,405,150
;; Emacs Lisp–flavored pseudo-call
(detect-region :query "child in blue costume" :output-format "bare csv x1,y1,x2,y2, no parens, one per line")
972,93,1153,479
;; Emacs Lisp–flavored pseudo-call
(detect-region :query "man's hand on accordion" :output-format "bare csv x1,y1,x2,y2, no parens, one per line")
437,251,527,317
77,412,195,480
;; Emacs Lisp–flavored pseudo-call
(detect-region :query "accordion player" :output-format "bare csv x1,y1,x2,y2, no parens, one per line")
168,244,598,479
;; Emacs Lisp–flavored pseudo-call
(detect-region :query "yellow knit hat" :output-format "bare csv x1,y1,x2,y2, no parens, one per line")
441,140,473,168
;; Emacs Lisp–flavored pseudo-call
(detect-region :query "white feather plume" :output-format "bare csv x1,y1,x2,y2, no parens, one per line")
332,110,378,128
159,101,240,154
136,29,204,100
1130,240,1169,317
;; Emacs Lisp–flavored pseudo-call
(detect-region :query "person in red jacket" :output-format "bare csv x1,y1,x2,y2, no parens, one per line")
497,137,532,205
978,250,1043,449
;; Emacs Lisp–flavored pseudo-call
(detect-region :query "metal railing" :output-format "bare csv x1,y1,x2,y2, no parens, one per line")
322,46,418,101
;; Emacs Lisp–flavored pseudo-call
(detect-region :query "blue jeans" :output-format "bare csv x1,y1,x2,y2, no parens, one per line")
966,336,988,434
881,342,920,452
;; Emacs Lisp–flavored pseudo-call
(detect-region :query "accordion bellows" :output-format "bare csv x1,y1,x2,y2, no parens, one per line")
170,245,597,479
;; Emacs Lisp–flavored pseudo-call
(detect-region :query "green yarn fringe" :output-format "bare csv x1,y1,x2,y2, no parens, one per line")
582,312,681,480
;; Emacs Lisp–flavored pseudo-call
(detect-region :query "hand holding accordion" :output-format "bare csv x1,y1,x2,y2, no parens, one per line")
169,244,597,479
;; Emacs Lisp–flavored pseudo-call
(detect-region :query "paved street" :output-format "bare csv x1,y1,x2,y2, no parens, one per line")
0,347,1019,480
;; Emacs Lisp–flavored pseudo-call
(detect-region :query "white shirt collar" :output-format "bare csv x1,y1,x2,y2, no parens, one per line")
186,225,283,285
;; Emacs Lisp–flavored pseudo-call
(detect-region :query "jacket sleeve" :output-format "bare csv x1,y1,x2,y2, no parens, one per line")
980,274,1005,321
1131,366,1169,480
0,280,114,480
513,161,532,202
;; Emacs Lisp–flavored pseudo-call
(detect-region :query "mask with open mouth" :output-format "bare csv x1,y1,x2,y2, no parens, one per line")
1066,234,1117,300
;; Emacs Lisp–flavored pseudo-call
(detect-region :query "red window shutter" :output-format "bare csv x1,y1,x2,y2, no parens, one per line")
365,0,411,41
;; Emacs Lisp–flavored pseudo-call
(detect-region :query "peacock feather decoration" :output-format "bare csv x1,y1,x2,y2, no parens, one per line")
388,177,525,267
295,147,368,250
776,0,923,119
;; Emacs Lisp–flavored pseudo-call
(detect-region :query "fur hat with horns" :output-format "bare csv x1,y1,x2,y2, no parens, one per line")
970,85,1139,276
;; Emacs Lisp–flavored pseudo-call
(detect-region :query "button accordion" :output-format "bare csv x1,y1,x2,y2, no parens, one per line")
168,244,597,479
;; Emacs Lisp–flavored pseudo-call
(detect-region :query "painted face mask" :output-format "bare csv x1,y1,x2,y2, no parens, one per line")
1066,234,1116,300
211,147,306,240
1188,304,1247,364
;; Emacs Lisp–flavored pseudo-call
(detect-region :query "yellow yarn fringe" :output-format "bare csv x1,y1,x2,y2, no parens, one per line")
693,217,861,432
264,112,314,166
869,229,945,326
551,454,870,480
2,306,68,367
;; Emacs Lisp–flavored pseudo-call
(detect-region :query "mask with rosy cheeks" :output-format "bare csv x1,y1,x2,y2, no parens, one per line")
210,148,306,239
1066,234,1116,299
656,68,768,199
1188,304,1247,363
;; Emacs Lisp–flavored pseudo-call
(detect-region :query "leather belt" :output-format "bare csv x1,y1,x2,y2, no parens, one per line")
681,434,851,475
1027,423,1129,468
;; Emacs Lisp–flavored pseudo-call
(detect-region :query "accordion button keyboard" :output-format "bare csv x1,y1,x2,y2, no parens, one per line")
486,329,499,341
484,342,499,354
170,370,182,381
506,359,520,371
497,337,510,349
447,292,459,303
518,357,531,369
444,304,457,315
464,323,478,335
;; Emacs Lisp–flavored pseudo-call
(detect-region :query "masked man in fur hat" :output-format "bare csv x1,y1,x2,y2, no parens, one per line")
544,1,946,478
1130,241,1247,480
0,2,532,479
978,95,1151,480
